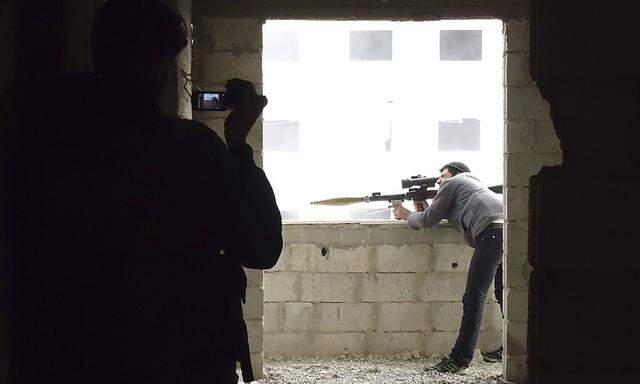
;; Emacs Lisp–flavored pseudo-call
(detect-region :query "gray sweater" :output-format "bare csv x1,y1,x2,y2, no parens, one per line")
407,173,503,247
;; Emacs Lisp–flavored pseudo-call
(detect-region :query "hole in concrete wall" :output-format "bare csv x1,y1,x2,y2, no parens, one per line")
452,262,459,269
320,247,329,257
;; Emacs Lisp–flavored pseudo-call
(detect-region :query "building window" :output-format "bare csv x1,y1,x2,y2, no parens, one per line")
438,118,481,151
264,120,300,151
263,30,299,61
440,30,482,61
350,31,392,61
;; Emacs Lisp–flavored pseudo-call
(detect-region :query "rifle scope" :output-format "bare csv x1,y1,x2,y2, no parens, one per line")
401,176,439,189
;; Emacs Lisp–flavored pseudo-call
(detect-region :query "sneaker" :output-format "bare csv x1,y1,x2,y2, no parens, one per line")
425,355,467,374
481,346,503,363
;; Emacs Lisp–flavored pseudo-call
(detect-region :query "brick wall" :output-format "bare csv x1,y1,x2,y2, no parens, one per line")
191,17,266,378
263,223,503,357
191,4,560,382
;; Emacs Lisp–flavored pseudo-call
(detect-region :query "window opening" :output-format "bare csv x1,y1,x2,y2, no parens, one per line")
262,20,503,221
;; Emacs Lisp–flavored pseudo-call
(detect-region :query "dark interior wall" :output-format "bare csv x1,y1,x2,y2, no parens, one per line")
194,0,527,20
529,1,640,383
0,2,18,381
2,1,68,379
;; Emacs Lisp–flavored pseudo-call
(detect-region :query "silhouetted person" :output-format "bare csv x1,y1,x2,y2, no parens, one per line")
9,1,282,383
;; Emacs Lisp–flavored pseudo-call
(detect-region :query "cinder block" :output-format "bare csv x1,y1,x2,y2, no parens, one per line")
244,268,263,287
503,241,531,289
195,51,262,86
264,333,310,356
300,273,359,303
366,332,425,355
504,352,527,384
290,244,371,273
506,85,551,121
366,225,462,246
362,273,415,302
308,333,366,356
505,186,529,221
265,245,291,273
504,152,561,187
506,320,527,356
283,302,313,331
263,302,282,333
532,120,562,154
377,303,430,331
242,287,264,320
424,332,457,356
246,319,263,353
430,302,462,331
283,225,368,247
317,246,371,272
431,244,473,272
315,303,375,332
264,272,299,302
375,244,431,272
505,19,528,52
504,219,528,257
282,223,462,247
418,272,467,301
289,243,314,271
196,17,262,52
505,52,531,86
505,286,528,323
505,120,534,154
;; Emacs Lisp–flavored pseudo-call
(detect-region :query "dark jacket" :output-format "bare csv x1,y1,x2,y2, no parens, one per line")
10,75,282,383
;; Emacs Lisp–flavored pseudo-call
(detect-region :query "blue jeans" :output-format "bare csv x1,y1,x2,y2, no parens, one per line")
450,225,504,366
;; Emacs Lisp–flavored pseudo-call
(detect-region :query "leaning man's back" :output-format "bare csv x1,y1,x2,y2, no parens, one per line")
408,173,502,247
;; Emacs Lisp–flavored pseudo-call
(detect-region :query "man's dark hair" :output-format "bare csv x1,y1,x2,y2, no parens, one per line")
92,0,188,73
440,161,470,176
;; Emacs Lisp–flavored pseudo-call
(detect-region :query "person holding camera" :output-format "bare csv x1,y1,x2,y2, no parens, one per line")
392,162,504,374
10,1,282,383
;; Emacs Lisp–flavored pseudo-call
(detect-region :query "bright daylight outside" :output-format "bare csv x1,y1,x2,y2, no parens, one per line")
262,20,504,221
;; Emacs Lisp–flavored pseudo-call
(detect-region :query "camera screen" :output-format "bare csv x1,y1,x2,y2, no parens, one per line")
195,91,226,111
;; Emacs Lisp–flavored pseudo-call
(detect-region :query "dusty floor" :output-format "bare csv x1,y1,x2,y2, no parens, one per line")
254,354,507,384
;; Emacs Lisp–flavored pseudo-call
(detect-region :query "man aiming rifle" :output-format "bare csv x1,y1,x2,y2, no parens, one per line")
392,162,504,374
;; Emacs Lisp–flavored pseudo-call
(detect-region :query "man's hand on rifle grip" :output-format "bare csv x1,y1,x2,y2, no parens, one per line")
390,203,411,220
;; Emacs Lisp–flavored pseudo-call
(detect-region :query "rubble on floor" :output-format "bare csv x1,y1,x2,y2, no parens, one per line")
256,353,507,384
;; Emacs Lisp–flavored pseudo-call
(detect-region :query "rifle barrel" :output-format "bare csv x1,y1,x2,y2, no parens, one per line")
310,197,368,206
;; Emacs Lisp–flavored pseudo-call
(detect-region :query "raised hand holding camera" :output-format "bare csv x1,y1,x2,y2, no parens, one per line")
223,78,268,147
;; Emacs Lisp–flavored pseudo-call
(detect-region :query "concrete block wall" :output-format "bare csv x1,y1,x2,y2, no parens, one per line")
264,223,503,357
191,17,266,378
503,19,562,383
190,3,555,382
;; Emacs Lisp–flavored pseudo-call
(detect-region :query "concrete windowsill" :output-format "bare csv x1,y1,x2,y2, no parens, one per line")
282,219,453,228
